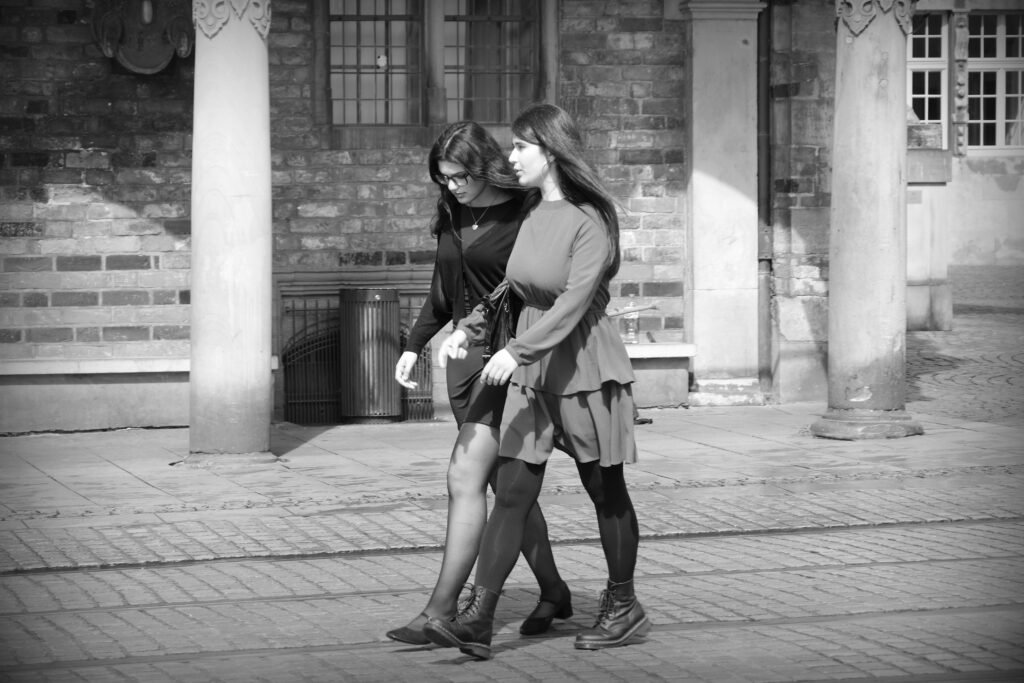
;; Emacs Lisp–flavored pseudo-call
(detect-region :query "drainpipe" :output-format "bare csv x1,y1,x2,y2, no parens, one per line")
757,3,773,399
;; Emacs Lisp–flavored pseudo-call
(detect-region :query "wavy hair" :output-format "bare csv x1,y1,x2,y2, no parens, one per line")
511,104,621,278
428,121,528,237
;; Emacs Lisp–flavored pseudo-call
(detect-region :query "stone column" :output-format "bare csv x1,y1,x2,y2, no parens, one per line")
811,0,923,440
187,0,275,461
672,0,765,405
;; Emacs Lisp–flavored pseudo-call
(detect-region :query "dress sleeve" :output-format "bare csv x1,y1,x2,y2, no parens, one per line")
456,298,489,344
404,251,454,355
505,218,609,366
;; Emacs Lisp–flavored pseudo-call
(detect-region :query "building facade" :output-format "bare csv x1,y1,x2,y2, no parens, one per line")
1,0,1021,434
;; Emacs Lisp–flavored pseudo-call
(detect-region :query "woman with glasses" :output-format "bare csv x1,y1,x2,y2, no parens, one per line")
425,104,650,659
386,121,570,646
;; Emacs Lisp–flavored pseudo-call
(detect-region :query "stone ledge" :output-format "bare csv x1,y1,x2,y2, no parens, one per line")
1,356,283,375
0,358,191,375
624,342,697,359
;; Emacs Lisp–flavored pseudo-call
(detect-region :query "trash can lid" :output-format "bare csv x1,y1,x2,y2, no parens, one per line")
338,287,400,302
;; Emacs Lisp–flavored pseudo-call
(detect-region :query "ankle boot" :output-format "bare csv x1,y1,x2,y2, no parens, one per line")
574,579,651,650
422,585,500,660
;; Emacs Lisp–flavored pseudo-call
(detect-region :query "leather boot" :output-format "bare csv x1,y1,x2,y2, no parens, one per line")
574,579,651,650
422,585,500,660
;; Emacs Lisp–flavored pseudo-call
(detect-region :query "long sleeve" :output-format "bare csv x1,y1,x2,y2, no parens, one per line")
406,198,523,355
404,255,453,355
496,199,633,394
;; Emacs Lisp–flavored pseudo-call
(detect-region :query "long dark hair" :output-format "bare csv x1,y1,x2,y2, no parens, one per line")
511,103,621,278
428,121,526,237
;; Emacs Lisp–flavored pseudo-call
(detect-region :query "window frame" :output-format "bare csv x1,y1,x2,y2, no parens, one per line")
907,12,950,150
964,12,1024,149
314,0,558,149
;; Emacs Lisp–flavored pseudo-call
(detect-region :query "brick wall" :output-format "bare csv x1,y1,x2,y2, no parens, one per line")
1,0,695,428
559,0,688,341
768,0,835,400
270,1,436,276
0,0,192,365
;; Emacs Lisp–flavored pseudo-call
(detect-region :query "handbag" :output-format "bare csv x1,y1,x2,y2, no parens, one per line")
481,281,522,363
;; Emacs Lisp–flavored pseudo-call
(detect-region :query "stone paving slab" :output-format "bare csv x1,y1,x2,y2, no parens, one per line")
1,522,1022,681
3,521,1021,617
4,609,1020,683
0,473,1021,573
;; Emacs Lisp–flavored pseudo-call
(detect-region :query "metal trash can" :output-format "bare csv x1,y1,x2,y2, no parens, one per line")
338,288,401,423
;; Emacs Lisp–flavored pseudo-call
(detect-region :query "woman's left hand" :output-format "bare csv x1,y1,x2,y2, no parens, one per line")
481,349,517,386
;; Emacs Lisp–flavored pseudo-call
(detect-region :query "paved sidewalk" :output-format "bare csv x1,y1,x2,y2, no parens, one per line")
0,401,1021,572
0,265,1020,573
0,266,1021,682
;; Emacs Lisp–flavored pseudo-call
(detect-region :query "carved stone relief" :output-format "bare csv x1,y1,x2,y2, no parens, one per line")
92,0,194,74
836,0,914,37
951,10,969,157
194,0,272,41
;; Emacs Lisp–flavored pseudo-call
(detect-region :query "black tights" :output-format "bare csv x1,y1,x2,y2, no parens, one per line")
475,457,639,593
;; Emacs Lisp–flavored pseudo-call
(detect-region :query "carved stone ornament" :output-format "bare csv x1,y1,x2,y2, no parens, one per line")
194,0,271,40
952,10,969,156
836,0,915,37
92,0,194,74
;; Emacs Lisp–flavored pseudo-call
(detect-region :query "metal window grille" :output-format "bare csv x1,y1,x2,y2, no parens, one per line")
281,294,433,425
444,0,538,123
328,0,423,125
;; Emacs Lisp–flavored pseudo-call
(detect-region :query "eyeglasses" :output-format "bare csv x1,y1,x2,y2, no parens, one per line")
436,171,472,187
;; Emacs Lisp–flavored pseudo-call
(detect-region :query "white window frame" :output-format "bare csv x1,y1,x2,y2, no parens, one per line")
907,12,950,150
965,12,1024,150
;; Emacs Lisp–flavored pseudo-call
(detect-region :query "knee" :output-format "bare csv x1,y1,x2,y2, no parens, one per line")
446,457,489,499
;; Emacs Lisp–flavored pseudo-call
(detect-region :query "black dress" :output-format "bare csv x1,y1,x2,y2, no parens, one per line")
403,197,523,427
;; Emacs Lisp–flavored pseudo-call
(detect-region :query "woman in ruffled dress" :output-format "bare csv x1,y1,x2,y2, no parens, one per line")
386,121,570,646
425,104,651,660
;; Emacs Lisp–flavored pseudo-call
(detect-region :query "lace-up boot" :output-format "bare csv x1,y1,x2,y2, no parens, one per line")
574,579,651,650
422,585,499,660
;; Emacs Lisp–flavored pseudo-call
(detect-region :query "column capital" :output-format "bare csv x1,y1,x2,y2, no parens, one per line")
194,0,272,41
666,0,766,22
836,0,914,37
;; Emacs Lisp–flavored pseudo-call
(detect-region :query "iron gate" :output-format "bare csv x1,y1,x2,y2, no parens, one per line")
281,294,432,425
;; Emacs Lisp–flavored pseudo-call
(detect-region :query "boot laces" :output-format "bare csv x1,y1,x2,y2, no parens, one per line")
592,589,615,628
456,586,486,623
456,584,474,614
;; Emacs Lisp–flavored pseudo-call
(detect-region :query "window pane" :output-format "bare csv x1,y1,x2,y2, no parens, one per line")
329,3,423,125
983,122,996,145
1008,15,1022,58
444,0,539,124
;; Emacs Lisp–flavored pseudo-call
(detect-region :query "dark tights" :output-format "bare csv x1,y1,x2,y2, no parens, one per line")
475,457,639,593
418,423,562,621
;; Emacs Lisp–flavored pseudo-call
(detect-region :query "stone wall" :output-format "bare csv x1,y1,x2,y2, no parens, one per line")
559,0,688,341
767,0,834,402
0,0,693,431
0,0,193,368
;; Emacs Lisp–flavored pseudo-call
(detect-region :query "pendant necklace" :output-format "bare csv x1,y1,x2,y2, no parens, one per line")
468,204,492,231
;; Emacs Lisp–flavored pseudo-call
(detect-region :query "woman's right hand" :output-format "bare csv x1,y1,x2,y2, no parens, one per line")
394,351,419,389
438,329,469,368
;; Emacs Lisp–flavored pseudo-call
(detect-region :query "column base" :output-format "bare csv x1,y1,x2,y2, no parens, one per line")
175,452,280,469
810,409,924,440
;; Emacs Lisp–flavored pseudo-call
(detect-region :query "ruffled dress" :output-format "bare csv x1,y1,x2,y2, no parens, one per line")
460,199,638,465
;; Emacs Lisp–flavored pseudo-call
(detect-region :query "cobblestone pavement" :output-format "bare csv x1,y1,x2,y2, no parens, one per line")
1,521,1022,681
0,265,1021,682
906,266,1024,424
